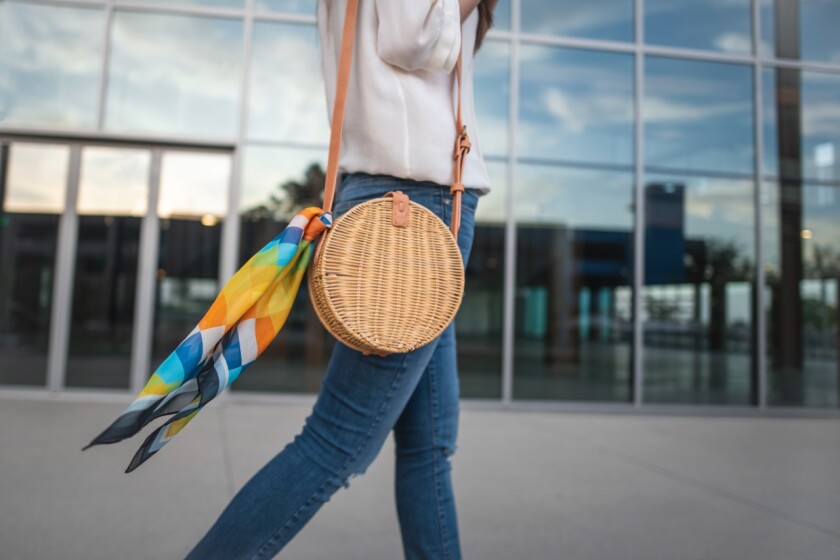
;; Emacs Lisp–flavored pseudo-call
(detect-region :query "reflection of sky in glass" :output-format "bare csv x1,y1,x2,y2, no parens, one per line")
477,159,506,224
5,143,69,214
519,46,634,166
645,0,751,53
515,163,633,228
473,39,509,157
106,12,242,137
247,22,328,143
120,0,244,7
764,182,840,278
158,152,231,218
256,0,314,13
240,145,326,213
0,3,103,129
78,148,150,216
760,0,840,63
492,0,511,30
645,56,754,175
763,69,840,182
521,0,633,42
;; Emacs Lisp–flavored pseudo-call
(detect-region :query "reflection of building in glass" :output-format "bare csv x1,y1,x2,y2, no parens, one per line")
0,0,838,411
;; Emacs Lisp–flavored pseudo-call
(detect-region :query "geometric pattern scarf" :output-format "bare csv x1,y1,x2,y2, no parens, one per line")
82,207,333,473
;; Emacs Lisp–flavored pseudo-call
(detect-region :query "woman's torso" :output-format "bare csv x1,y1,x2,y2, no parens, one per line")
316,0,492,196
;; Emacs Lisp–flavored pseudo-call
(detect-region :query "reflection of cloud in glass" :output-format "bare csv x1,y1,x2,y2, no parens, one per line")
473,39,509,157
240,145,326,212
78,148,150,216
105,11,242,137
521,0,633,42
515,164,633,228
0,2,103,128
158,152,231,218
646,0,751,54
519,46,634,166
645,57,753,174
5,143,69,214
762,69,840,182
247,22,329,143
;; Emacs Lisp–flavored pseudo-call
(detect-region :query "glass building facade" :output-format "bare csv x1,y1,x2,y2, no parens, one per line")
1,0,838,410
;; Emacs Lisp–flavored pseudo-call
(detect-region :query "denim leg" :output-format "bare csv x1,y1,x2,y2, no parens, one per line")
185,336,444,560
393,319,462,560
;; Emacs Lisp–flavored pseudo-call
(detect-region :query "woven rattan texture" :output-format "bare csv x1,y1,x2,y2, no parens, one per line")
308,196,465,356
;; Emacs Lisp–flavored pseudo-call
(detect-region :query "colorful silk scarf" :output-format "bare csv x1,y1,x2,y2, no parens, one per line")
82,207,332,473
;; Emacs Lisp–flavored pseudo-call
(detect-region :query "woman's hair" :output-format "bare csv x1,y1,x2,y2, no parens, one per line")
475,0,498,52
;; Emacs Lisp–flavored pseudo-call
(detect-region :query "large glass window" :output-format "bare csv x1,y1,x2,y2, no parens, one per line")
473,40,509,158
645,56,755,175
0,2,104,129
513,164,634,402
642,175,756,405
0,143,69,386
519,46,634,166
151,151,231,369
106,11,243,137
645,0,752,53
66,148,149,389
247,22,328,144
521,0,633,42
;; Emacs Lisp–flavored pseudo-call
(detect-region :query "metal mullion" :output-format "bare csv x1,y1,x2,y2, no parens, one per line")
0,127,235,151
219,0,253,287
632,0,645,407
752,0,767,409
95,1,115,130
518,33,636,55
243,138,328,151
762,57,840,75
500,0,521,405
130,148,162,393
113,2,246,20
7,0,105,8
46,144,82,391
252,12,317,25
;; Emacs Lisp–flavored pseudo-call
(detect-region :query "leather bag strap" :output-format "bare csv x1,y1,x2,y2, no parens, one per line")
321,0,469,239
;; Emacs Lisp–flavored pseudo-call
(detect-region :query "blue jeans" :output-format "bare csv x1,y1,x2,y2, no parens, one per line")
185,172,480,559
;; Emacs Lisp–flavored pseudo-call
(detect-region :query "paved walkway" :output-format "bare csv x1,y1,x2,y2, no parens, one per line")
1,395,839,559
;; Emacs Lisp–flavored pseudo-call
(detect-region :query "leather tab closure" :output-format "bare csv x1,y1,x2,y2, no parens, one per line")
387,190,410,228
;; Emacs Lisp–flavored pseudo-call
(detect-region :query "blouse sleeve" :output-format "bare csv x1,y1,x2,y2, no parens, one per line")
374,0,462,73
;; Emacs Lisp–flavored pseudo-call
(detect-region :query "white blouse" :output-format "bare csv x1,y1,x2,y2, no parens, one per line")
316,0,493,196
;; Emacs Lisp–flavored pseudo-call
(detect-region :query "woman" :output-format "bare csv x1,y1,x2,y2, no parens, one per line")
186,1,496,558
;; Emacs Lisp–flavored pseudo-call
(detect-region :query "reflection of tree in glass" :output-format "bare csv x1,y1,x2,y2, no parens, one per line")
242,162,325,222
804,244,839,334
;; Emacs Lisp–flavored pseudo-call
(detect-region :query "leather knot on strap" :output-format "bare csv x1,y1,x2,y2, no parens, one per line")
453,126,471,160
450,182,465,196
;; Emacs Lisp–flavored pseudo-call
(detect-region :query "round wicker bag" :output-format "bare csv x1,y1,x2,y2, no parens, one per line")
308,0,471,356
308,193,465,356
